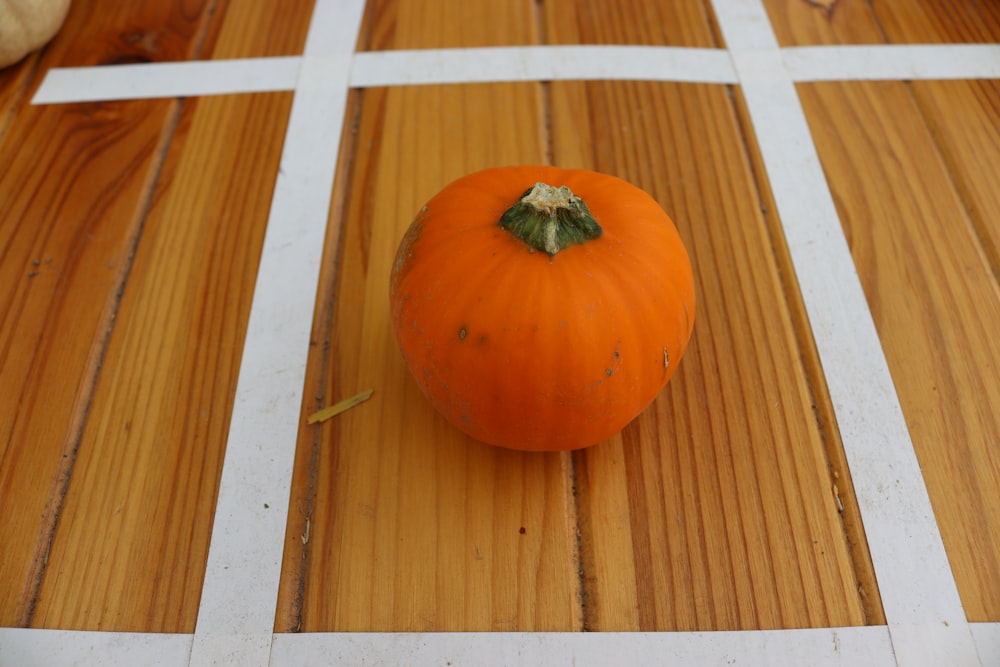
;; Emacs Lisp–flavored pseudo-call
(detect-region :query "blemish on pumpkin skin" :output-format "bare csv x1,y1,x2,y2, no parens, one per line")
459,327,467,341
605,343,623,377
391,213,428,282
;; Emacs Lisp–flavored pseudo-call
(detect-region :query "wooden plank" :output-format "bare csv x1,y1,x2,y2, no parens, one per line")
0,0,217,629
276,0,587,634
0,55,40,142
724,80,887,628
27,90,295,633
7,0,990,643
761,0,885,46
25,0,314,633
360,0,538,50
798,79,1000,623
869,0,1000,297
908,79,1000,291
763,0,1000,46
199,0,316,58
868,0,1000,43
545,0,880,632
273,86,361,634
542,0,718,47
286,82,583,632
549,79,876,631
759,0,1000,627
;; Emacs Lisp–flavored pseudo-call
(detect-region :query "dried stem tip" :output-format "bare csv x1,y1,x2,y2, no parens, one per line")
498,182,602,256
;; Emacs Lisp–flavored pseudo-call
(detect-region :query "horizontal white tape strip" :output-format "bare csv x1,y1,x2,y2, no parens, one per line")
3,625,999,666
270,628,895,666
785,43,1000,81
31,43,1000,105
0,628,193,667
30,46,736,106
349,45,738,86
31,57,301,104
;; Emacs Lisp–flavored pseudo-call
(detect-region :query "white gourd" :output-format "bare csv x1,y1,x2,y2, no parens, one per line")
0,0,72,68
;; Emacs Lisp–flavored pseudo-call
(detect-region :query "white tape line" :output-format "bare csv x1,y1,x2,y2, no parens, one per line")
0,628,192,667
29,46,736,106
0,625,928,667
711,1,980,665
187,2,365,666
350,45,738,86
270,627,894,666
31,57,301,104
29,44,1000,106
4,624,997,667
972,623,1000,666
713,0,780,50
785,44,1000,82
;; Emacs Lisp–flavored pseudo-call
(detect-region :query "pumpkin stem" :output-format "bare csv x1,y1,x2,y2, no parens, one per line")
499,182,602,256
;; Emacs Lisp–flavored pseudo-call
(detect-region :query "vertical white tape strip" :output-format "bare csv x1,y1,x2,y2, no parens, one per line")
188,1,365,666
709,1,980,666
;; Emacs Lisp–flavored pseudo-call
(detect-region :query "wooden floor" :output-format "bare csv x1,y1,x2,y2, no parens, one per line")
1,0,999,664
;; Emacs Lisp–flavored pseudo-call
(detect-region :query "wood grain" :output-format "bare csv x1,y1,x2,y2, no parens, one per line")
868,0,1000,43
0,54,39,143
274,87,362,634
724,82,886,626
769,0,1000,625
282,82,583,633
543,0,717,47
908,80,1000,285
762,0,885,46
799,79,1000,623
200,0,316,58
764,0,1000,45
277,0,590,634
276,0,883,634
360,0,539,50
544,0,879,631
870,0,1000,285
20,0,313,633
29,91,297,633
4,0,996,638
549,79,875,630
0,0,217,629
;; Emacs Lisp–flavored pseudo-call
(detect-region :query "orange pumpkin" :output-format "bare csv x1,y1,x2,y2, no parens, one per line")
389,165,695,451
